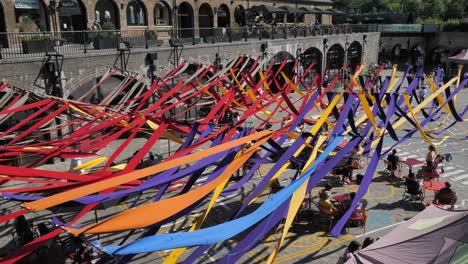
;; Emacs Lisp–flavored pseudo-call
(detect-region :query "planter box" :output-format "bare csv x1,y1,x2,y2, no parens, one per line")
147,39,164,47
93,37,118,49
178,38,201,45
21,39,54,54
203,36,230,43
231,33,243,41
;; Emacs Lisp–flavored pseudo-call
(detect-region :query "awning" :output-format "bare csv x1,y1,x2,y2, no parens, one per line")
300,7,321,14
326,9,347,15
248,5,288,14
280,6,308,14
15,0,41,9
314,8,334,15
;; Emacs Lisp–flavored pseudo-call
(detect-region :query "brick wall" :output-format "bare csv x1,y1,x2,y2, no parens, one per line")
0,32,380,96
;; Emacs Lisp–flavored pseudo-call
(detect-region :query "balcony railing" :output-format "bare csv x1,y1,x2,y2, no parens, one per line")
0,24,439,60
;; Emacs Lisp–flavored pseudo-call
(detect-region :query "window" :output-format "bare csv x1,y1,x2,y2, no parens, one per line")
127,0,146,26
155,1,171,25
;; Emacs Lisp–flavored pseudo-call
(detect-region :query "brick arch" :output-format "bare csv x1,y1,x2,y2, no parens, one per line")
347,41,362,69
303,47,323,74
326,43,345,71
0,1,5,33
178,1,194,37
59,0,88,30
153,0,172,26
95,0,120,28
127,0,148,26
269,51,295,93
198,2,213,38
232,4,245,27
217,4,230,27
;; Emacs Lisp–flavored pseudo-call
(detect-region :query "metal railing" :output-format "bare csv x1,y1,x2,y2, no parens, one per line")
1,24,435,60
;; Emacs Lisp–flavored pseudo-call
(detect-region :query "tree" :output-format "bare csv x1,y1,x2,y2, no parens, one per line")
445,0,465,19
420,0,446,18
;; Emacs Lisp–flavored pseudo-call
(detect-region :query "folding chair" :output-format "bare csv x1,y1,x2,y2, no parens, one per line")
294,196,314,224
402,181,424,202
346,208,367,234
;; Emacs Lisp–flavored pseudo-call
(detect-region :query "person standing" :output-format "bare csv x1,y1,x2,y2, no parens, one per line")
387,149,400,177
426,145,437,169
323,73,329,88
419,86,426,101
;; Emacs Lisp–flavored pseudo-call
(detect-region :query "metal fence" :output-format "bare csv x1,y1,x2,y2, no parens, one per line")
0,24,438,60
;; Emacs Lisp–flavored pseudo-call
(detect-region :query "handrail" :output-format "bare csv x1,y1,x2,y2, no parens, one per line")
0,25,381,60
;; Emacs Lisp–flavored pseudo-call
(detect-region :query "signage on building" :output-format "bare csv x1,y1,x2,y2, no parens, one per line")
15,0,41,10
382,24,422,33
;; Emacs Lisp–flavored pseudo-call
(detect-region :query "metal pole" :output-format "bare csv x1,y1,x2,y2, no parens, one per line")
244,0,249,41
50,0,57,33
94,209,100,240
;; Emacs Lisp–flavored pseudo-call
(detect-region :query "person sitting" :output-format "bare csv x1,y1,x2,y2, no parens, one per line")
343,240,361,262
405,173,423,200
426,145,437,169
387,149,400,177
295,121,305,133
356,173,364,184
334,157,354,184
362,237,375,249
14,215,34,246
435,182,457,205
319,191,340,217
318,183,333,197
341,192,367,212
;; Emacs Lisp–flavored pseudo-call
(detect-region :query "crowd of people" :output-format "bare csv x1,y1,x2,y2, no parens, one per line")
328,143,456,261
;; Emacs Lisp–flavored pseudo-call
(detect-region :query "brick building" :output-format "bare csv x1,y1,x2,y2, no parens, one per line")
0,0,333,35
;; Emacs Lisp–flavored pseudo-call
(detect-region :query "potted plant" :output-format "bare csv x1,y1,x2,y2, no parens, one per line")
19,17,54,54
22,34,55,54
146,29,164,47
230,22,243,41
93,22,118,49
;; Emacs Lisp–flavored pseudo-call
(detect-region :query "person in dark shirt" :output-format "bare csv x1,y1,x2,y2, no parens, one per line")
387,149,400,177
435,182,457,205
405,173,423,200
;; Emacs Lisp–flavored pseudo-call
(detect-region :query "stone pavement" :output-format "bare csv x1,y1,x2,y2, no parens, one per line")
0,74,466,263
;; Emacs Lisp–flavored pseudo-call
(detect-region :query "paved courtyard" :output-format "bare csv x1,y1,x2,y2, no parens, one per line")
0,72,467,263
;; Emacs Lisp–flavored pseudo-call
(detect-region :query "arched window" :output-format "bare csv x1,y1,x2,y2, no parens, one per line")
178,2,193,37
127,0,147,26
59,0,87,31
154,1,171,25
0,3,7,48
347,41,362,70
95,0,119,28
217,4,230,27
14,0,49,31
